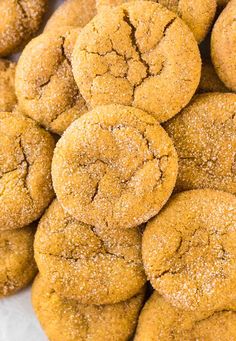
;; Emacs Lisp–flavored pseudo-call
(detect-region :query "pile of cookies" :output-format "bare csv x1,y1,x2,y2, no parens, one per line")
0,0,236,340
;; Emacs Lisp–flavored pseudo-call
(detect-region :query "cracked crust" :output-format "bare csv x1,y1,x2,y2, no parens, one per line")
134,292,236,341
0,0,47,56
34,199,146,304
15,27,88,135
198,59,228,93
142,190,236,312
96,0,217,43
0,224,37,298
0,59,17,112
72,1,201,123
52,105,178,230
32,275,145,341
164,93,236,194
45,0,97,32
211,0,236,92
0,111,55,231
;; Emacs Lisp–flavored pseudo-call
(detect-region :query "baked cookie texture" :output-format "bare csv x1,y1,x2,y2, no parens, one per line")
0,59,17,112
15,27,87,135
199,60,228,93
45,0,97,32
32,275,145,341
0,112,55,231
0,0,47,56
142,190,236,312
211,0,236,92
164,93,236,194
52,105,178,230
34,199,146,304
134,292,236,341
72,1,201,123
0,224,37,298
96,0,217,43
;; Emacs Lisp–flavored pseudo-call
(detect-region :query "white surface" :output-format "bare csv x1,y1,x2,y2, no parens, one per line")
0,1,64,340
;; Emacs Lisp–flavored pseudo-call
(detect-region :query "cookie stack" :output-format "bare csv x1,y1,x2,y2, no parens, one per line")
0,0,236,340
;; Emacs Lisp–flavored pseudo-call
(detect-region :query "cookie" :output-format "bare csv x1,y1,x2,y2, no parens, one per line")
34,199,146,304
32,275,145,341
0,0,47,56
0,224,37,298
45,0,96,32
52,105,178,230
72,1,201,123
15,27,87,135
134,292,236,341
211,0,236,92
198,60,228,93
96,0,217,43
164,93,236,194
0,111,55,231
142,189,236,312
0,59,17,112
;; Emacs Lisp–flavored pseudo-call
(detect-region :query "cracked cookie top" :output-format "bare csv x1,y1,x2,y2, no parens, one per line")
0,224,37,298
0,59,17,112
32,275,145,341
15,27,88,135
211,0,236,92
164,93,236,195
45,0,97,32
52,105,178,230
0,0,47,56
72,1,201,122
134,292,236,341
0,111,55,231
142,189,236,312
34,199,146,304
96,0,217,43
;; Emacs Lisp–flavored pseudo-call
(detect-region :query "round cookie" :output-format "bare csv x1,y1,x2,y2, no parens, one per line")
96,0,217,43
32,275,145,341
164,93,236,194
0,111,55,231
34,199,146,304
45,0,97,32
211,0,236,92
198,60,228,93
0,0,47,56
15,27,87,135
72,1,201,123
0,224,37,298
52,105,178,230
0,59,17,112
142,189,236,312
134,292,236,341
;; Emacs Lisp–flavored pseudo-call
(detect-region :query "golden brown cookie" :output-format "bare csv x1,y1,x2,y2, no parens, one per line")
96,0,217,43
15,27,87,135
0,0,47,56
142,189,236,312
32,275,145,341
45,0,97,32
0,59,17,112
0,111,55,231
72,1,201,123
52,105,178,230
198,59,228,93
134,292,236,341
34,199,146,304
0,224,37,298
164,93,236,194
211,0,236,92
